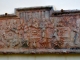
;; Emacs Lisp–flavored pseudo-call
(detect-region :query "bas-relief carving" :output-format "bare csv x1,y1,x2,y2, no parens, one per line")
0,15,80,53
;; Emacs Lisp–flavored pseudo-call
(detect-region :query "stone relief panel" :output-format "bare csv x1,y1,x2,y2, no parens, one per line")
0,14,80,54
52,15,80,49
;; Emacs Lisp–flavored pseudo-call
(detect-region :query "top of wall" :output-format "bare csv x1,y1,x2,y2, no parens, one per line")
0,13,18,19
51,9,80,16
15,6,53,11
